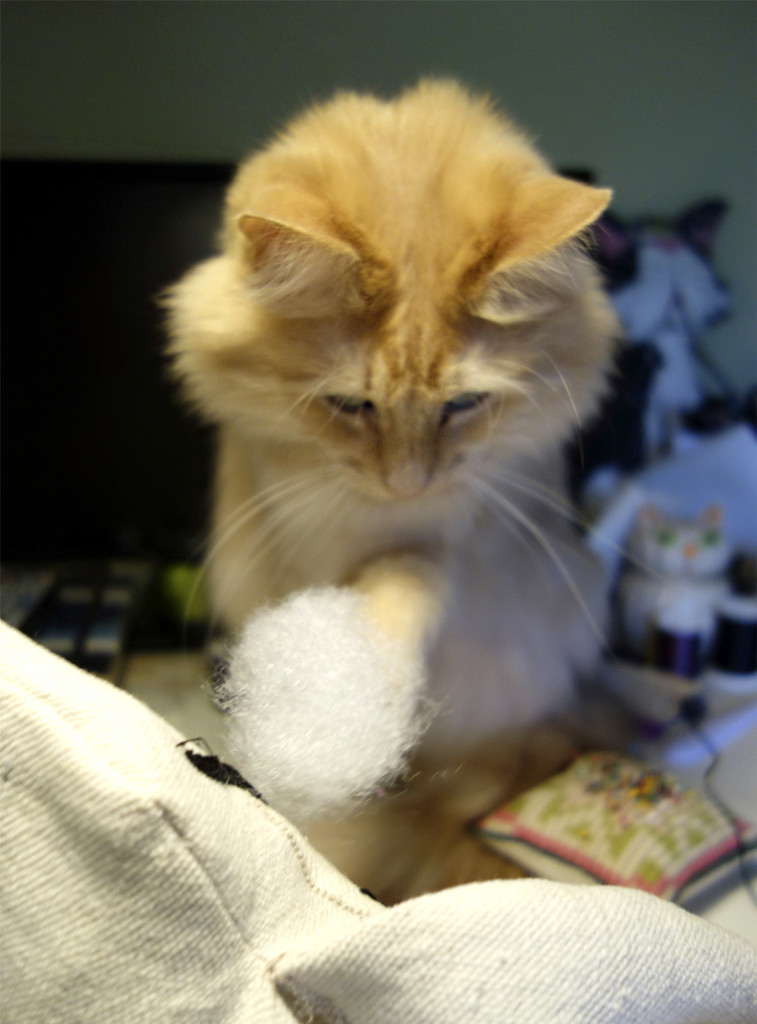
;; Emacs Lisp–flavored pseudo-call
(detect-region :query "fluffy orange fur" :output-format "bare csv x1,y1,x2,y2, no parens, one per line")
165,80,620,902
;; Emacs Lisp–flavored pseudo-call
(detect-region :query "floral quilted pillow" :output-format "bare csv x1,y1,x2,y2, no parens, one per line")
476,751,756,903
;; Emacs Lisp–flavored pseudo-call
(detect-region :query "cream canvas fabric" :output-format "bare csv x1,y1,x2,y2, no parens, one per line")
1,620,755,1023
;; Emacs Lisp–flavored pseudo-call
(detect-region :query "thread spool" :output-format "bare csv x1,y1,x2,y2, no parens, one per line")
712,594,757,676
651,596,710,679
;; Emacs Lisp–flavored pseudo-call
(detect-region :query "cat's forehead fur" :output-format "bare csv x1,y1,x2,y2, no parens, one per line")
221,80,611,402
226,79,545,260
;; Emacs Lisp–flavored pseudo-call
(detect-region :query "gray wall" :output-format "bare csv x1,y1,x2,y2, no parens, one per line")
3,0,755,394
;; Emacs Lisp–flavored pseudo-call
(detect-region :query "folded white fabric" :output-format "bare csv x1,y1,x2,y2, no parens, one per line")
1,620,755,1024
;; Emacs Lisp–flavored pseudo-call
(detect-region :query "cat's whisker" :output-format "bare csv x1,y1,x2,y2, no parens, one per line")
490,467,590,529
211,473,321,563
272,480,352,578
205,494,318,633
260,472,344,547
480,397,499,443
205,466,354,626
183,470,331,633
492,361,563,422
513,362,561,396
469,476,544,562
543,353,584,435
218,463,349,600
276,375,338,426
483,359,550,403
491,464,660,580
490,377,549,424
509,360,589,446
206,534,268,636
181,493,269,637
474,476,610,651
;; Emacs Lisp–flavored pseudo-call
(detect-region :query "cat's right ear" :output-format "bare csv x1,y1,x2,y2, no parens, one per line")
237,215,363,317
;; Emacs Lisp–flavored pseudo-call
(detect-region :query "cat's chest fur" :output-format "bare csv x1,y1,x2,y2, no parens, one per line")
424,501,605,753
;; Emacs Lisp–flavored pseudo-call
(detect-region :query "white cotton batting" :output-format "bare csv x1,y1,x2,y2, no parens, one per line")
218,587,430,825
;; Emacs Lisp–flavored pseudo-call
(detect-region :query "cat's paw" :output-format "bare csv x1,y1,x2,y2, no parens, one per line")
350,550,451,653
218,587,430,825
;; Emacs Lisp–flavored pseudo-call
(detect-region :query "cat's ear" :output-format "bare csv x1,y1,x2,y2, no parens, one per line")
237,214,363,317
472,177,612,325
505,176,613,267
637,504,664,529
699,504,723,528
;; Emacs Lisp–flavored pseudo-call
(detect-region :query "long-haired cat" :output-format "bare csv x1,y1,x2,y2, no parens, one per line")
165,80,619,903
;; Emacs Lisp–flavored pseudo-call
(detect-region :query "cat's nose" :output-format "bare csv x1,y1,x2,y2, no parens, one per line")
683,542,698,560
384,460,432,499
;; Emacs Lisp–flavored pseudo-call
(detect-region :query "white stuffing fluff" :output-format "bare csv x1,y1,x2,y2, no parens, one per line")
218,587,430,825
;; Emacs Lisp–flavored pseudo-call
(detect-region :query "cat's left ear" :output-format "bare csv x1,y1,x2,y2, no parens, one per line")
503,176,613,268
471,176,611,324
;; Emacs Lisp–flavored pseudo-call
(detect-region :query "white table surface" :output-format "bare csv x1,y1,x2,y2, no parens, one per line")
642,701,757,944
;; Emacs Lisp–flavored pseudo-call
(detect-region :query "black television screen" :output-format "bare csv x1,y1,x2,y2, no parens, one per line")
1,159,234,563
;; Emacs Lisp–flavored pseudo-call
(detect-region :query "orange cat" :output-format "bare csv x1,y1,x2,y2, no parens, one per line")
165,80,619,902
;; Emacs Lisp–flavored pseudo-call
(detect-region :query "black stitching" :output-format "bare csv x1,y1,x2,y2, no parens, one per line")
182,744,266,802
359,886,383,904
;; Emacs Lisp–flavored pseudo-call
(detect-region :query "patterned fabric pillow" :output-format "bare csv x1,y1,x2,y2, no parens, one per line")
477,751,756,903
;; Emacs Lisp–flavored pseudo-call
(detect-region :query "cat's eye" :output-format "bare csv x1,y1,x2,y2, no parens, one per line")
655,528,677,546
325,395,375,417
441,392,489,423
701,530,721,547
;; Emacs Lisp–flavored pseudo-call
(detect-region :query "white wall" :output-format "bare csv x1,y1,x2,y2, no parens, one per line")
3,0,755,393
